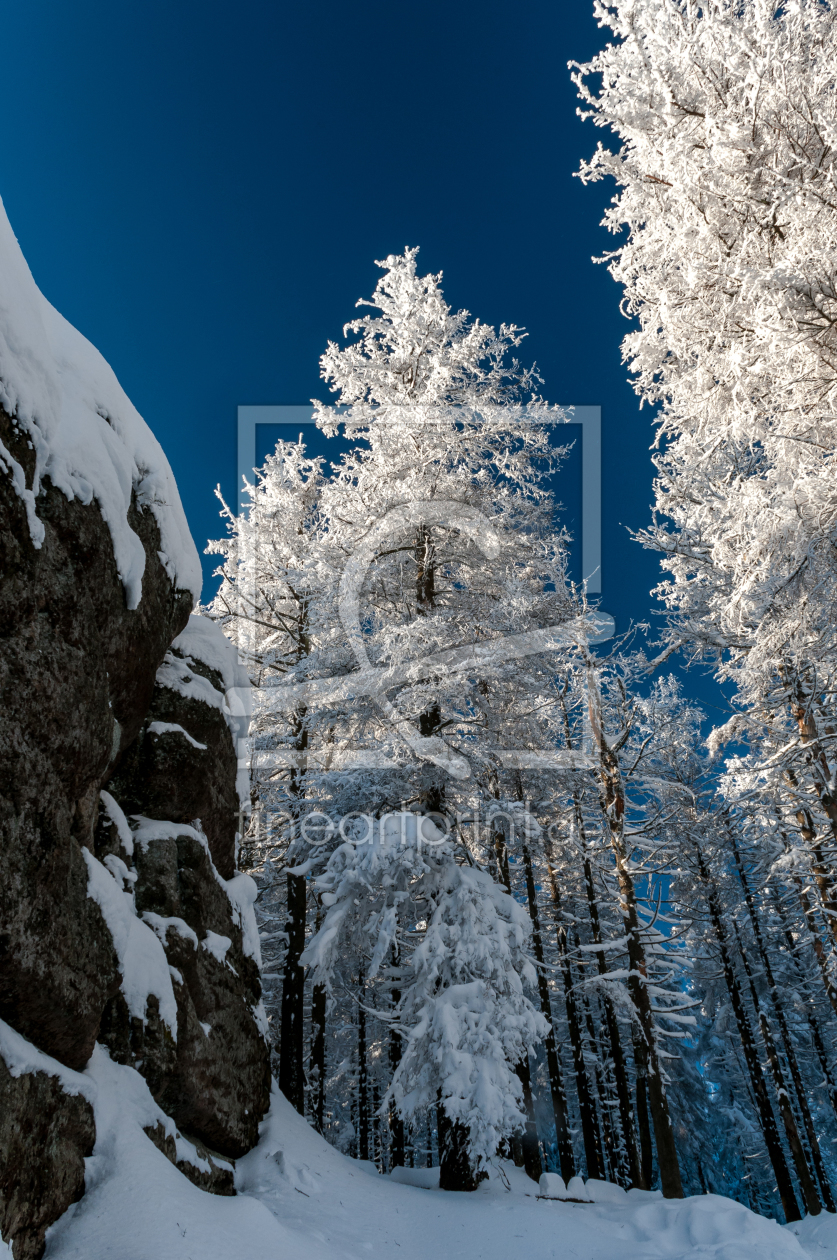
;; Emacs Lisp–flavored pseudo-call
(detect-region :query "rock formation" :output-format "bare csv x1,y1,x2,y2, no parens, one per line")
0,197,269,1259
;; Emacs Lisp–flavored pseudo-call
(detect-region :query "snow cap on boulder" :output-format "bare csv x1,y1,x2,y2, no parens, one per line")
0,195,201,609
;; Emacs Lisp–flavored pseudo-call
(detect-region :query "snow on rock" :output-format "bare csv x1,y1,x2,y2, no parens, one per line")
203,931,234,970
82,847,178,1034
0,195,201,608
586,1177,628,1204
162,614,252,806
539,1171,567,1199
141,912,200,950
45,1056,318,1260
223,872,262,966
0,1021,97,1260
132,816,262,969
566,1174,592,1201
147,720,208,750
0,1018,94,1103
99,791,134,858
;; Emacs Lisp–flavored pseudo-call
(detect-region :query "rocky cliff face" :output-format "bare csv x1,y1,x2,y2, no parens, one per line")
0,200,269,1260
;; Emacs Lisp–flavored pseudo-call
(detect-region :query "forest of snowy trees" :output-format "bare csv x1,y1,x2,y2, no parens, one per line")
202,0,837,1227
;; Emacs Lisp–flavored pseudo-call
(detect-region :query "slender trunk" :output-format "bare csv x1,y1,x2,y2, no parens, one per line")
357,970,369,1161
309,902,326,1134
279,707,309,1113
513,1057,543,1182
771,886,837,1128
415,525,436,614
373,1081,382,1170
732,920,821,1217
581,989,618,1181
634,1041,654,1191
784,688,837,949
696,846,800,1223
730,829,831,1212
586,665,683,1198
781,813,837,1017
540,848,599,1180
498,829,567,1179
580,838,643,1188
558,691,643,1189
279,870,307,1113
388,944,405,1168
810,1017,837,1126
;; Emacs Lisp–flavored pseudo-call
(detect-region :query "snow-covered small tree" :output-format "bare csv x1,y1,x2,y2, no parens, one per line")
302,812,548,1188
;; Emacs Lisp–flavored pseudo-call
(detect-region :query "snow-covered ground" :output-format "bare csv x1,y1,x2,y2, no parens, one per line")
4,1047,831,1260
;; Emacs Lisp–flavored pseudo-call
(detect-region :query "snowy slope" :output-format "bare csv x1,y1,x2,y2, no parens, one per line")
0,196,200,608
23,1049,825,1260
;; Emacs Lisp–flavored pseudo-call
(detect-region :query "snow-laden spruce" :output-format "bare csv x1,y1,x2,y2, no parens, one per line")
209,248,584,1184
573,0,837,703
301,813,548,1174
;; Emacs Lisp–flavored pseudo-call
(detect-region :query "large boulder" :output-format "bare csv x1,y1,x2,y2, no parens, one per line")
100,620,269,1159
0,1051,95,1260
0,407,193,1072
0,193,267,1258
107,615,251,881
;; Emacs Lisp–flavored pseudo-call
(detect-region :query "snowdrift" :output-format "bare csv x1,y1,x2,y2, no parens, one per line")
27,1061,827,1260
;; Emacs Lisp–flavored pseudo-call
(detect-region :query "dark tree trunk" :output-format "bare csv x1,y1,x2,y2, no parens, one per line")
585,668,683,1198
541,847,598,1180
496,827,566,1180
513,1057,543,1182
388,945,405,1168
279,706,309,1114
358,970,369,1161
559,691,643,1190
632,1032,655,1190
309,977,327,1134
415,525,436,614
731,830,831,1212
732,920,821,1217
696,846,801,1223
781,811,837,1018
279,870,307,1113
438,1105,483,1192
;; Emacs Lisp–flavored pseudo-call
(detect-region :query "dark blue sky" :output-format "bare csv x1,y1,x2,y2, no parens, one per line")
0,0,699,687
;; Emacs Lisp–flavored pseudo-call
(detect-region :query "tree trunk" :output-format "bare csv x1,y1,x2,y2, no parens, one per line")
513,1057,543,1182
582,991,618,1182
586,665,683,1198
279,870,307,1113
780,812,837,1018
389,945,405,1168
309,976,327,1134
357,970,369,1161
785,686,837,950
730,829,831,1212
438,1105,483,1191
634,1043,654,1192
496,828,566,1179
540,845,599,1180
732,920,822,1217
279,706,309,1113
696,846,801,1223
559,685,644,1190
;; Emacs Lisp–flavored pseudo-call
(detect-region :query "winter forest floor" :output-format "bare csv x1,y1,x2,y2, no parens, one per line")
11,1051,837,1260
